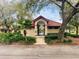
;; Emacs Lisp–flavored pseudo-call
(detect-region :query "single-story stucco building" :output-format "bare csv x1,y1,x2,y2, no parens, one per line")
0,16,62,44
26,16,61,36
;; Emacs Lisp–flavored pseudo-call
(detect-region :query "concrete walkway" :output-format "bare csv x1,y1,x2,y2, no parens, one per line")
35,36,46,44
0,45,79,59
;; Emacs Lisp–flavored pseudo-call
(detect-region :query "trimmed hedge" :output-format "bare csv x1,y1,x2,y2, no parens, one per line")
63,39,72,44
47,33,58,36
45,35,58,40
64,32,79,38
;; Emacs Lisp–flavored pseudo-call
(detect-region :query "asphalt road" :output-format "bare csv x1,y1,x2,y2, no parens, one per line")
0,45,79,59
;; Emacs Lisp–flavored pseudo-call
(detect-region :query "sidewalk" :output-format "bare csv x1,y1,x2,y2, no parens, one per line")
0,45,79,59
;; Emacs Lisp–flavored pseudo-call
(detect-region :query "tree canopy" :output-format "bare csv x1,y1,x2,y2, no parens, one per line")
0,0,79,39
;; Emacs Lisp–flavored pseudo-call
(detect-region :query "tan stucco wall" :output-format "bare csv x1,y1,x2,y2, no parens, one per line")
47,29,59,33
0,18,60,36
26,29,36,36
0,28,59,36
25,29,59,36
20,29,36,37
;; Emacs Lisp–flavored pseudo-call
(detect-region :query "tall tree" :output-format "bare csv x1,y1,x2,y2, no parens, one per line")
68,13,79,35
0,5,14,33
13,0,50,20
57,0,79,40
0,0,79,39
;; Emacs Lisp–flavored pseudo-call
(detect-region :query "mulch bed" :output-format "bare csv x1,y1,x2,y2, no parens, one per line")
68,37,79,45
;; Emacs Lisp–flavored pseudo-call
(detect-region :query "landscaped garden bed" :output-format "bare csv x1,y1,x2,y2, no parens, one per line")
44,33,79,45
0,32,36,45
44,33,75,45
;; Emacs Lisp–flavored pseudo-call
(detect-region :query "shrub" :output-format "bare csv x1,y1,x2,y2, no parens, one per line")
0,33,13,44
68,39,72,43
64,32,79,38
63,39,72,44
69,34,79,38
45,35,58,44
45,35,58,40
64,32,70,37
11,32,24,42
25,36,36,45
0,32,24,44
47,33,58,36
0,32,36,45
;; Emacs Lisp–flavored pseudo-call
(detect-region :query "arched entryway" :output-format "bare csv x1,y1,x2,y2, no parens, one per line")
37,21,45,36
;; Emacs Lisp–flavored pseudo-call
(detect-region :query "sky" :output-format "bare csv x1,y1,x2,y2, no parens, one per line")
0,0,62,23
33,4,62,23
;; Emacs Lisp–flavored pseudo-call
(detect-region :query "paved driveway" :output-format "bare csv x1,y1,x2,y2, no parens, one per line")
0,45,79,59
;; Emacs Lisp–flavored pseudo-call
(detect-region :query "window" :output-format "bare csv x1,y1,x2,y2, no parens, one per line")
48,26,60,29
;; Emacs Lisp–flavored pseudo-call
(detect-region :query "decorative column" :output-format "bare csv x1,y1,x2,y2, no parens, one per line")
45,25,47,35
35,25,37,36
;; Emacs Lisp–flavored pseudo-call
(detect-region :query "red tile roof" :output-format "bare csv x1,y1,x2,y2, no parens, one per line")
32,16,61,27
48,20,61,26
33,16,48,22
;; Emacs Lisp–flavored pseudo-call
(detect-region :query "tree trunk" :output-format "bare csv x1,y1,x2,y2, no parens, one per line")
23,29,27,36
69,27,71,33
58,22,66,40
76,26,78,36
58,0,66,40
58,10,77,40
58,0,79,40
